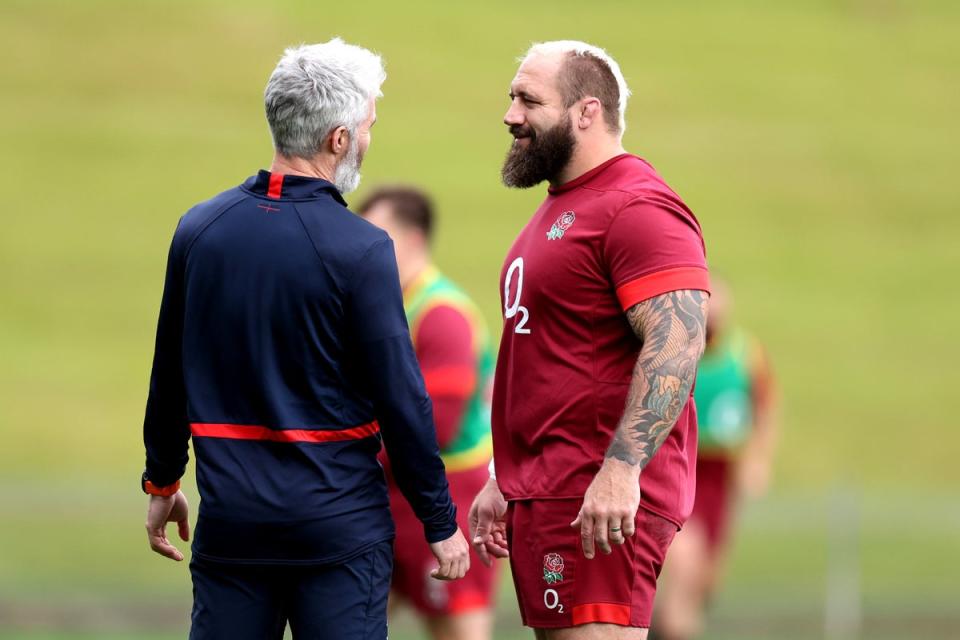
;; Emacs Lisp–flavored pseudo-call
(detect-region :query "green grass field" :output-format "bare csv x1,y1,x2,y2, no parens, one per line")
1,0,959,637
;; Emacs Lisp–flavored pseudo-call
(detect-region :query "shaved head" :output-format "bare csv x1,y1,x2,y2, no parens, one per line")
522,40,631,134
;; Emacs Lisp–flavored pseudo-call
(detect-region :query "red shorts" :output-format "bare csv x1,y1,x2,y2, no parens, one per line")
506,499,677,629
690,456,734,553
388,465,498,616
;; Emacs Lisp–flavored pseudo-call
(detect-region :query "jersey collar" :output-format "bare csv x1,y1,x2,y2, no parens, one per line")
547,153,634,195
242,170,348,205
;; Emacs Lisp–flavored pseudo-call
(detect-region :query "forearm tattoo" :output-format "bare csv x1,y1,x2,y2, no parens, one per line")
606,290,709,469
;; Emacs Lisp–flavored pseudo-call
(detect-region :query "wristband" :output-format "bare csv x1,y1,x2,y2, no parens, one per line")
142,472,181,497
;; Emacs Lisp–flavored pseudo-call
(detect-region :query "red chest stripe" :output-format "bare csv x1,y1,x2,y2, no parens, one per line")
190,421,379,443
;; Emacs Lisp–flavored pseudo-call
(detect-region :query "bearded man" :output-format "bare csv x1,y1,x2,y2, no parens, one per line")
139,39,468,640
470,41,710,640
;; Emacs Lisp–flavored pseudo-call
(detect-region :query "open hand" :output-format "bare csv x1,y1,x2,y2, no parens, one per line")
145,490,190,561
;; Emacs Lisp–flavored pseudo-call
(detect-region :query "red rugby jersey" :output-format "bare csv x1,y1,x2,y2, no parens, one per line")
491,154,710,527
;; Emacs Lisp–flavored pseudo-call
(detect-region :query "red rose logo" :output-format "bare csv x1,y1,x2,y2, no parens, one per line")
544,553,564,574
557,212,576,230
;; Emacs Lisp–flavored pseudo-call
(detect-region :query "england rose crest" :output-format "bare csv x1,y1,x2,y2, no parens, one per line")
543,553,565,584
546,211,576,240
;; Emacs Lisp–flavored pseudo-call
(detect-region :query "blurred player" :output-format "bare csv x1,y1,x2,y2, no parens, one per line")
470,41,710,639
652,279,778,640
139,40,468,640
359,186,499,640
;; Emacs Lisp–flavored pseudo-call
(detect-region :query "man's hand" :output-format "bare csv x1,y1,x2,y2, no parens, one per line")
145,490,190,561
571,458,641,559
429,528,470,580
468,477,509,566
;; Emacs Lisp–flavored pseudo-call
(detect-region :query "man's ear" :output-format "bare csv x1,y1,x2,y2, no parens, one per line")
328,125,350,155
578,98,602,130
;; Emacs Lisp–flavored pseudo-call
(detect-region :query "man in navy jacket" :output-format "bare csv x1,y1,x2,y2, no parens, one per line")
140,38,469,639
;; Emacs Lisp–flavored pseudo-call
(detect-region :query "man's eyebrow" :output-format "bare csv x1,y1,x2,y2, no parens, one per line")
510,90,542,102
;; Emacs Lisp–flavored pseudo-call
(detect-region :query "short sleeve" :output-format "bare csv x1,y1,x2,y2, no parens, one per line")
603,198,710,310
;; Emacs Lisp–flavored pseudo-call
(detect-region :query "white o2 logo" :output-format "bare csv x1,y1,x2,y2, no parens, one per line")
504,256,531,334
544,588,564,613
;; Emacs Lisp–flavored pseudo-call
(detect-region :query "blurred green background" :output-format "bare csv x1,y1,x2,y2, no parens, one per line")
1,0,958,638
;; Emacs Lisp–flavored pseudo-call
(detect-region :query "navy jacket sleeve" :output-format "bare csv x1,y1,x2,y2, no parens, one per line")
142,221,191,487
349,239,458,543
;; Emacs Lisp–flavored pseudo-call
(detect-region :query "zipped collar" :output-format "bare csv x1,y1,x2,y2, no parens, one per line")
242,170,347,205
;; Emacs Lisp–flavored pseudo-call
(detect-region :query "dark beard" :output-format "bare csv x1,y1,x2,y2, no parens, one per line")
501,118,576,189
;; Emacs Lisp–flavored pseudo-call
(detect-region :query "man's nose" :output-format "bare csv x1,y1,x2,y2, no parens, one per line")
504,102,524,127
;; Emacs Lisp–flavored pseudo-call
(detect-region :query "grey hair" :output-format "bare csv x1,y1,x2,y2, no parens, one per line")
264,38,386,159
523,40,631,134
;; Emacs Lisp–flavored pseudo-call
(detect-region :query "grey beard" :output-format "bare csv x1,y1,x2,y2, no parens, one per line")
333,138,362,194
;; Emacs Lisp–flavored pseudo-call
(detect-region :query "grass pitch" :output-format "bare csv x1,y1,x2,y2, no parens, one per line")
1,0,958,637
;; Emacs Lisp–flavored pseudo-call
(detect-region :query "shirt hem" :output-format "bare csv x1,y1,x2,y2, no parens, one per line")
503,494,683,530
190,534,395,566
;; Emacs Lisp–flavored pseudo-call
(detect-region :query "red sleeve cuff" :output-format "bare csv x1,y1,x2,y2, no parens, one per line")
615,266,711,310
145,479,181,497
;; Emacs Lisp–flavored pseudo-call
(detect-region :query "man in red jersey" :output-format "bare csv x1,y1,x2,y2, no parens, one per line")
358,187,499,640
652,280,779,640
469,40,710,639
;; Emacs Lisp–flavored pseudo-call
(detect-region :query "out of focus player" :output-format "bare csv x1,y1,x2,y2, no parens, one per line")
652,279,779,640
470,41,710,639
359,187,499,640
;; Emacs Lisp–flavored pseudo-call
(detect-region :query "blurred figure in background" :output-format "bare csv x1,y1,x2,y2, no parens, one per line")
359,187,499,640
652,278,779,640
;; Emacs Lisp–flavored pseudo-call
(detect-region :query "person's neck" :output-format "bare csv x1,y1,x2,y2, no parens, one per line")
270,153,337,183
551,136,627,187
400,254,430,292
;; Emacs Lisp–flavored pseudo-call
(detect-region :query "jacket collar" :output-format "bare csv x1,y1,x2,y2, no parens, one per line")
242,170,347,205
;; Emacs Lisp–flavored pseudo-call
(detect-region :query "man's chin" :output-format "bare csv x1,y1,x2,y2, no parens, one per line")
339,176,361,195
501,169,545,190
501,149,550,188
334,168,362,194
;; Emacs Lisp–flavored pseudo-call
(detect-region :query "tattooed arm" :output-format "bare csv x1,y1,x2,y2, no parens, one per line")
607,289,709,468
572,289,708,559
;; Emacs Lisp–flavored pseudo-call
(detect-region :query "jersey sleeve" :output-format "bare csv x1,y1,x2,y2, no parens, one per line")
347,239,458,543
142,219,192,488
603,197,710,310
413,304,478,449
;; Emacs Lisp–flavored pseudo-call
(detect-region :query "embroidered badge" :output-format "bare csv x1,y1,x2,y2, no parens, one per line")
543,553,565,584
546,211,576,240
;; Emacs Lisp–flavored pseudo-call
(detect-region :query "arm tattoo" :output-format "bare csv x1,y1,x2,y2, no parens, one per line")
606,289,709,469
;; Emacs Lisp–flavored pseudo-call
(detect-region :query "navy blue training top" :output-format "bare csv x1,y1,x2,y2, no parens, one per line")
142,170,457,564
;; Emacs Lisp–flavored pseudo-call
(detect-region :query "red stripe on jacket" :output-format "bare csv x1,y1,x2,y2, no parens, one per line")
190,421,379,443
